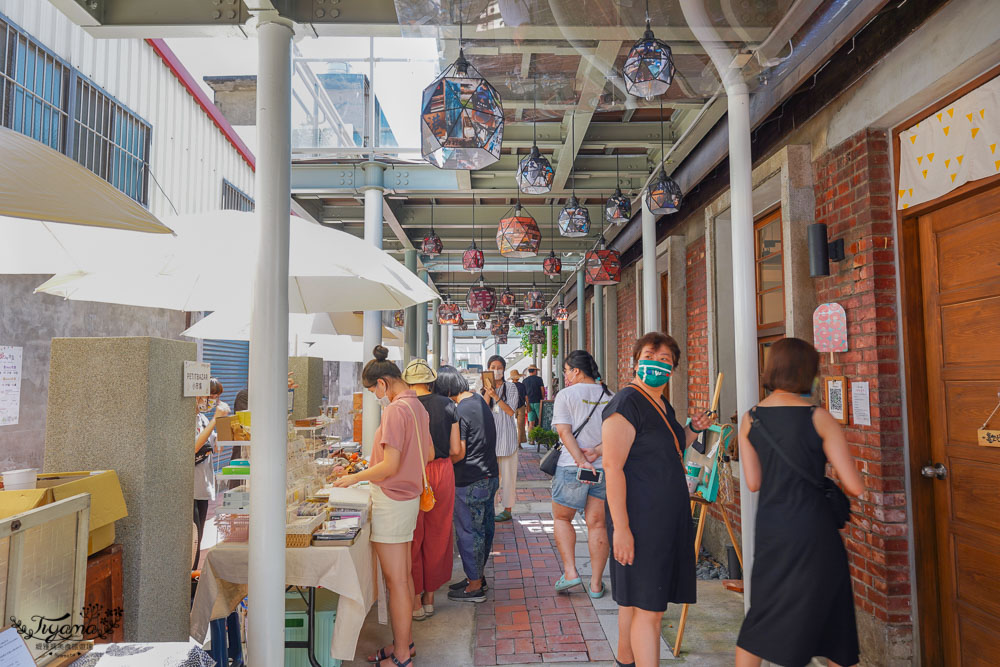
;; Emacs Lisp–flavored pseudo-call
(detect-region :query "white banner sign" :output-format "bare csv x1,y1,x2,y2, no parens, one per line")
0,346,22,426
183,360,211,397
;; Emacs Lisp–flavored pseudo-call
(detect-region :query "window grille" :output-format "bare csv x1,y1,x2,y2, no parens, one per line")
0,19,69,151
221,179,254,211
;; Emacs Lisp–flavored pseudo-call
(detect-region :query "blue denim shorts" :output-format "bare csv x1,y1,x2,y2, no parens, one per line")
551,465,606,512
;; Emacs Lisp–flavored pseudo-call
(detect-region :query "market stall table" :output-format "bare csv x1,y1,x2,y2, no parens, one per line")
190,523,375,662
69,642,214,666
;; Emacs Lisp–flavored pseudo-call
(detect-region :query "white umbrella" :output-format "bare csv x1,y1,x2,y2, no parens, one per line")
34,211,438,312
303,337,403,363
0,127,171,234
181,309,403,345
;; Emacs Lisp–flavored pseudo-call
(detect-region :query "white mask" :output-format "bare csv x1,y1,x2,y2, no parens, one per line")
493,369,503,380
375,380,391,408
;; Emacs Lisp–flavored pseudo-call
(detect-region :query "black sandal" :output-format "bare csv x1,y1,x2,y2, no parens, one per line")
388,654,411,667
370,642,415,663
615,660,635,667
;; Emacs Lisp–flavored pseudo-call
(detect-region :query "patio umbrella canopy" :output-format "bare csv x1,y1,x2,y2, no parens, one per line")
181,309,404,344
0,127,171,234
34,211,439,312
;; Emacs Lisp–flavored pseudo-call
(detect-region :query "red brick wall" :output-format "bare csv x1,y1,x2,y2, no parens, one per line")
616,264,639,387
813,129,910,656
686,237,709,412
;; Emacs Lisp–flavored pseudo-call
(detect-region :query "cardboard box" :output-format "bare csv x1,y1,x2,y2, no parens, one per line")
0,470,128,556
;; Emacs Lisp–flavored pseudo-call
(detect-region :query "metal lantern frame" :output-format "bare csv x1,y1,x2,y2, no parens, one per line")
584,244,623,286
543,202,562,276
421,201,444,256
605,156,632,224
497,202,541,258
476,320,487,330
499,287,516,307
420,23,504,172
516,81,553,194
554,305,570,322
490,321,506,336
513,316,525,328
622,3,676,101
467,276,497,314
528,329,545,345
524,286,545,311
438,301,462,325
645,100,683,215
462,242,485,272
496,334,508,345
559,111,591,237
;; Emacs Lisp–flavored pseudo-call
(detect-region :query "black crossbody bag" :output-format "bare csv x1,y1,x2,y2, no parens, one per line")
749,407,851,529
539,387,607,476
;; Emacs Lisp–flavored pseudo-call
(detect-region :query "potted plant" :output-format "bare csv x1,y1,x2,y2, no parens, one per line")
529,426,559,450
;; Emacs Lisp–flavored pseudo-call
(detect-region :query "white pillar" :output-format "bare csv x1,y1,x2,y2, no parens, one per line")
556,321,565,390
594,285,605,374
430,298,441,368
361,162,385,457
641,198,660,333
576,268,586,349
416,268,429,360
543,325,553,394
248,16,292,666
727,81,760,607
448,325,456,367
403,249,418,364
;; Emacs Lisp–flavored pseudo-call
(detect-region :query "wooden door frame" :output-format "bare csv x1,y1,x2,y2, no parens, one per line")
893,64,1000,666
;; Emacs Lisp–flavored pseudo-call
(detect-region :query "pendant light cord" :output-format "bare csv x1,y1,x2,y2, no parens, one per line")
532,77,538,145
570,111,576,195
659,99,665,178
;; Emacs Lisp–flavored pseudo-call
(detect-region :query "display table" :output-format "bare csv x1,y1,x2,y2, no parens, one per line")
189,523,375,661
69,642,214,666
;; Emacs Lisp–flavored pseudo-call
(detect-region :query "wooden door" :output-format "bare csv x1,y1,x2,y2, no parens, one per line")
918,183,1000,664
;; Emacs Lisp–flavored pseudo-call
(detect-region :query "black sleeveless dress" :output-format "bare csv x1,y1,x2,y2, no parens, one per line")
603,387,696,612
736,406,859,667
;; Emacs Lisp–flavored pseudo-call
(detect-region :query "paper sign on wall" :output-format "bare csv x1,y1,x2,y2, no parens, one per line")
813,303,848,353
183,360,211,397
0,346,23,426
852,381,871,426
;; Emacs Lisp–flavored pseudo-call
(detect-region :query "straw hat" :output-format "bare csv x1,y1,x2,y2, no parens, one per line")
402,358,437,384
510,369,522,380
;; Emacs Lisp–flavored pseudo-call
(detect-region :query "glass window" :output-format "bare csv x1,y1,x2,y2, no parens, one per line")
754,210,784,328
0,25,68,152
221,179,255,212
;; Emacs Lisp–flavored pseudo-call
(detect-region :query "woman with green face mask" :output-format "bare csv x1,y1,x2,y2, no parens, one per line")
600,332,714,667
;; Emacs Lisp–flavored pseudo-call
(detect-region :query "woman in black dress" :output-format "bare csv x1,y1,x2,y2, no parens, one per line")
736,338,864,667
602,332,713,667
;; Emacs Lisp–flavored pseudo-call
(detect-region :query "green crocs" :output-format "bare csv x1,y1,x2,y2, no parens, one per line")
555,574,584,592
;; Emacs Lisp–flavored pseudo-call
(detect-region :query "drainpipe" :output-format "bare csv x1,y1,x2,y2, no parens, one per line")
403,249,418,364
680,0,760,612
594,285,605,375
361,161,385,457
641,197,659,333
248,14,292,665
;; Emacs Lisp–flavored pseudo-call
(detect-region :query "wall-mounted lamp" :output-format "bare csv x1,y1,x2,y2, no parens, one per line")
808,223,846,277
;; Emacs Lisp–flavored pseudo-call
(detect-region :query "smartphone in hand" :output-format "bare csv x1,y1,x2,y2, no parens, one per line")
576,468,603,484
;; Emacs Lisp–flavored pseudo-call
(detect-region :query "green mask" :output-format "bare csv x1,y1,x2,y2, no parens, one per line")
636,359,672,388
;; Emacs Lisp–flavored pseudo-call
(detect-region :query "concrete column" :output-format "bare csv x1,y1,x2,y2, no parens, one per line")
430,298,441,368
45,337,196,642
361,162,385,456
543,325,554,394
404,249,418,364
416,268,429,360
641,198,660,333
248,16,293,664
288,356,323,420
594,285,605,376
448,326,456,367
556,321,565,389
576,268,585,349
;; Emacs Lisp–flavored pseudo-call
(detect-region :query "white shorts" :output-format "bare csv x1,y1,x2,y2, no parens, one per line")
370,484,420,544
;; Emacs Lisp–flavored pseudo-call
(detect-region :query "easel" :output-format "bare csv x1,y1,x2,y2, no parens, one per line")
673,374,743,657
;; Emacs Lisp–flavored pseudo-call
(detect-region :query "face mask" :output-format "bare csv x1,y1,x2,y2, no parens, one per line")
199,398,218,413
375,381,391,408
493,369,503,380
636,359,672,388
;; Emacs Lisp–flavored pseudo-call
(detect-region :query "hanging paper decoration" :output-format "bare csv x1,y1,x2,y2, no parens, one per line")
623,16,676,101
462,241,484,272
554,305,569,322
516,145,555,194
467,278,497,313
499,287,516,307
543,250,562,276
438,302,462,325
585,246,622,285
558,195,591,237
525,289,545,310
497,204,541,257
813,303,848,353
421,48,504,170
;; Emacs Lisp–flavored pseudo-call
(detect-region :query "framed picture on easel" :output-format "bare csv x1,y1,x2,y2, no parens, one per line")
824,376,848,424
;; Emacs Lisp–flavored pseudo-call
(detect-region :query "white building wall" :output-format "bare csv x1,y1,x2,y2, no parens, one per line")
0,0,255,217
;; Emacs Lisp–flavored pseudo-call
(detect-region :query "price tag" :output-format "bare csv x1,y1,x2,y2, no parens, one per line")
183,361,211,397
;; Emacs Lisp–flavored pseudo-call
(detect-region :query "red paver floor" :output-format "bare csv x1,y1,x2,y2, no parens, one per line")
474,448,616,665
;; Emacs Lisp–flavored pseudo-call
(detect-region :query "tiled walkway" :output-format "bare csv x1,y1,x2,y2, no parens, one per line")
473,449,619,665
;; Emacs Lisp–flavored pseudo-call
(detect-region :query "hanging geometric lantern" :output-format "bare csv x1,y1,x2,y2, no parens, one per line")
645,171,683,215
476,320,487,330
497,204,541,257
467,277,497,313
514,316,525,328
584,244,622,286
499,287,516,307
496,334,508,345
420,45,504,170
421,231,443,256
540,313,556,327
554,305,570,322
605,188,632,224
525,289,545,310
528,329,545,344
491,321,506,336
622,15,676,101
393,309,405,327
462,240,484,272
558,195,590,237
543,251,562,276
438,302,462,325
516,145,554,194
459,321,469,331
479,313,492,322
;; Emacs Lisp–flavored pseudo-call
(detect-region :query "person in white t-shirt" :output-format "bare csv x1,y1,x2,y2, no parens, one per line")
550,350,613,598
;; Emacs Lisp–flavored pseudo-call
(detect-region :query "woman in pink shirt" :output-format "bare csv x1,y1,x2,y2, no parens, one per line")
333,346,432,667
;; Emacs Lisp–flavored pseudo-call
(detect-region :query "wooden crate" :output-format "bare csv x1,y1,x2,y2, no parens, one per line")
84,543,124,643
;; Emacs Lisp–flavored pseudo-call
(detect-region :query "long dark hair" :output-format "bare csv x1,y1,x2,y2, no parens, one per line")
361,345,401,388
434,365,469,398
564,349,608,395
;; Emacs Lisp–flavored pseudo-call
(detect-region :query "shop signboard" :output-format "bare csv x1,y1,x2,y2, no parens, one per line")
0,345,22,426
183,360,211,397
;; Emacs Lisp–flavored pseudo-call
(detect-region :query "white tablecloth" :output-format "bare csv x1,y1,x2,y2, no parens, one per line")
189,523,375,661
69,642,213,666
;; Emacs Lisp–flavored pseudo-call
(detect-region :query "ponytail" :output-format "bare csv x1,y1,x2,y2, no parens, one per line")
565,349,609,395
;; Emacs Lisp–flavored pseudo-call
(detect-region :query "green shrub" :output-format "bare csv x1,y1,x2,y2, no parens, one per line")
529,427,559,449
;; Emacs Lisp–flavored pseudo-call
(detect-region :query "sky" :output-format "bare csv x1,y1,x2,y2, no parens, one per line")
165,35,440,157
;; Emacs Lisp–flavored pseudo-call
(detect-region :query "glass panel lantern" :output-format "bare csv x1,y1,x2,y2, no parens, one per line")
467,281,497,314
438,302,462,325
524,289,545,310
476,320,487,330
605,188,632,224
393,309,405,327
623,22,676,101
499,287,516,308
558,195,590,237
496,334,508,345
645,172,683,215
554,305,569,322
491,321,506,336
515,145,554,194
528,329,545,344
458,316,468,331
462,242,485,272
540,314,555,327
421,51,504,170
514,316,525,328
479,313,492,322
421,231,443,256
497,205,541,258
542,251,562,276
584,247,622,285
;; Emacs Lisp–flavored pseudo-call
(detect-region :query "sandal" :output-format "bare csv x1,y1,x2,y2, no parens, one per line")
588,582,606,599
387,654,412,667
554,574,583,592
369,642,415,663
615,661,635,667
